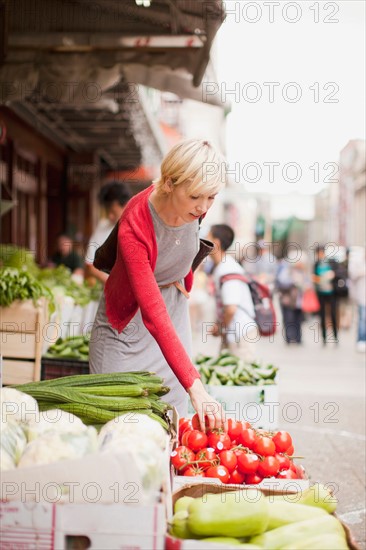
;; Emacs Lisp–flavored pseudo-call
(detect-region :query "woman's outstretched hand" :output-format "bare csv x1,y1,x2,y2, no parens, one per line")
187,378,227,432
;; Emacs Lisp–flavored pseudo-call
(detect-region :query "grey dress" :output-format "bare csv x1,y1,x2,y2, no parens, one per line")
89,202,200,416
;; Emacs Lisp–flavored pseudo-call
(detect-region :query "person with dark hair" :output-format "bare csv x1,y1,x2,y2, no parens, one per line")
207,224,257,362
313,245,338,344
85,181,132,283
51,234,84,276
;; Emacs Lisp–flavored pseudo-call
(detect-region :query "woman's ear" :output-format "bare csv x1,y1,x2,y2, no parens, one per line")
163,178,174,193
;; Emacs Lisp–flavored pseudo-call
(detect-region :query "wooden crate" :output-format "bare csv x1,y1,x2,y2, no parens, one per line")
1,298,49,385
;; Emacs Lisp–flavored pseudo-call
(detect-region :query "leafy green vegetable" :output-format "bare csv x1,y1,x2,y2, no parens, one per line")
0,268,55,312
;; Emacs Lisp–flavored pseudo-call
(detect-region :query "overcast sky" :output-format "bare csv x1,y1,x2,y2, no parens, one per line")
215,0,365,196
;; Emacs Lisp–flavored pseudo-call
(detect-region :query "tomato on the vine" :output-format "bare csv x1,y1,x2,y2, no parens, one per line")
245,473,263,485
275,453,291,471
285,444,295,456
191,413,209,432
181,430,193,447
237,428,257,450
272,431,293,453
207,431,231,452
195,448,218,470
183,466,205,477
227,419,243,440
170,446,195,472
218,450,237,473
206,465,230,484
229,469,245,484
257,456,280,478
179,418,192,440
185,430,208,452
237,452,260,475
253,436,276,457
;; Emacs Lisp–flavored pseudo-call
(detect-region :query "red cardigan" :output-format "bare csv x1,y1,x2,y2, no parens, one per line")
104,184,200,390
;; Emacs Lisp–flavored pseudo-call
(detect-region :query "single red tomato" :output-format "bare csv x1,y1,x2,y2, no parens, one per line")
237,428,257,450
183,466,205,477
229,469,245,484
218,450,237,473
245,473,263,485
273,431,293,453
275,453,291,471
277,469,298,479
237,452,260,475
207,431,232,452
178,418,192,441
289,461,297,473
253,436,276,457
170,446,195,472
191,413,209,432
257,456,280,478
285,444,295,456
195,447,218,470
206,465,230,484
185,430,208,452
181,430,193,448
227,419,243,440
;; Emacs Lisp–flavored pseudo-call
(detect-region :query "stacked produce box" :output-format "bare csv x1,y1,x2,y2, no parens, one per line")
0,378,173,548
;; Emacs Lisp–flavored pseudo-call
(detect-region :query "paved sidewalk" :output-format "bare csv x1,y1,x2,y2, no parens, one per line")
192,301,366,549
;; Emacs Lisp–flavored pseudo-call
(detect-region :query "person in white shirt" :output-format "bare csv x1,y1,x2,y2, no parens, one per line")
207,224,257,362
85,181,131,284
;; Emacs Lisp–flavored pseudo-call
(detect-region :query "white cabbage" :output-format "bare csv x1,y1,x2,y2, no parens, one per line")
26,409,89,441
18,427,98,468
0,420,27,464
98,413,167,450
0,388,39,425
99,432,165,498
0,445,16,471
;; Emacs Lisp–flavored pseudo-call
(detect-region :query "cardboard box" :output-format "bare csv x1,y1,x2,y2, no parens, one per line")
188,384,279,430
166,483,360,550
0,500,166,550
0,440,172,549
173,470,309,493
1,451,143,504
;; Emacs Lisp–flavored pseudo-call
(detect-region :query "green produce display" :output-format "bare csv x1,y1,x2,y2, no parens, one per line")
169,484,350,549
250,515,346,549
196,351,278,386
45,334,91,361
13,372,171,430
187,491,269,538
0,267,55,311
38,265,102,306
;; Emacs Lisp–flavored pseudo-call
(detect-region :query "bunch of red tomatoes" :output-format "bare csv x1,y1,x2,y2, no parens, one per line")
170,415,304,485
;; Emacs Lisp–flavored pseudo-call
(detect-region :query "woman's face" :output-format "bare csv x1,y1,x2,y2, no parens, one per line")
170,182,217,223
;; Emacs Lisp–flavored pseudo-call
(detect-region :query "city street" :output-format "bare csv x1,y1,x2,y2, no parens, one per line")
192,301,366,549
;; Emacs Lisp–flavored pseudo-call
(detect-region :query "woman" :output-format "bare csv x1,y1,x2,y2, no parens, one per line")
313,245,338,344
276,251,307,345
89,139,226,430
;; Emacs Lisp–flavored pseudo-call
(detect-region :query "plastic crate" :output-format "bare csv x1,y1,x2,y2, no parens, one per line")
41,358,89,380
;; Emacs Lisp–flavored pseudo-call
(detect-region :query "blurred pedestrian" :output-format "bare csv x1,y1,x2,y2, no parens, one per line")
207,224,257,362
349,247,366,353
276,249,307,344
85,181,132,284
50,234,84,277
243,240,278,294
313,245,338,344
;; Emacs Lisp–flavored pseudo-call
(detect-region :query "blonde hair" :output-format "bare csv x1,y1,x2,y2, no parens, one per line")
153,139,226,195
